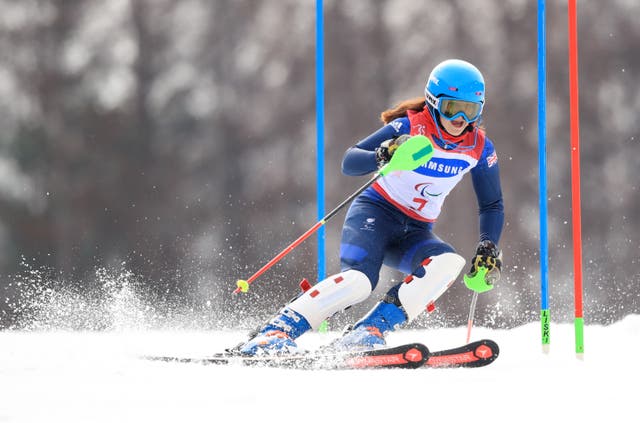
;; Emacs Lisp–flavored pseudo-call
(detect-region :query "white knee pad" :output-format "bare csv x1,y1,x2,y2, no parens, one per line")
288,269,372,330
398,252,466,321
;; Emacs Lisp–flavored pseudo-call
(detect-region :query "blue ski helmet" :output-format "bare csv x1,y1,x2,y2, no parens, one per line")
424,59,485,123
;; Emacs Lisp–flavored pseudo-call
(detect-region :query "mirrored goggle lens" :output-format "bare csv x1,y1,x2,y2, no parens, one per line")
439,99,482,122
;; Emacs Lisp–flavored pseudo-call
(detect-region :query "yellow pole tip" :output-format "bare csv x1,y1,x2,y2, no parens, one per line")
236,279,249,293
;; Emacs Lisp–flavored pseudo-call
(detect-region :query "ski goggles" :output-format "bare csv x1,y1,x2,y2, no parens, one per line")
430,96,483,123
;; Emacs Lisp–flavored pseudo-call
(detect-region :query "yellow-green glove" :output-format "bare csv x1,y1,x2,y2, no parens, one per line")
374,134,412,168
463,240,502,293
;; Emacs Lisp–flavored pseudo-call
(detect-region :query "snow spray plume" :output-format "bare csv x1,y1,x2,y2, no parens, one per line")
5,260,159,331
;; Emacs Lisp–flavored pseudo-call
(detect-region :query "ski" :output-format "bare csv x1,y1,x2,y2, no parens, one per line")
426,339,499,368
143,339,498,370
143,342,429,370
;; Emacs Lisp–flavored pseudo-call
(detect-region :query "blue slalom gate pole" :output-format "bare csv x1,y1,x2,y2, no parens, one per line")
316,0,328,332
538,0,550,352
315,0,325,281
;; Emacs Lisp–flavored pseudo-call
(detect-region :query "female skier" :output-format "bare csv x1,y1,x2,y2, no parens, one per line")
238,59,504,354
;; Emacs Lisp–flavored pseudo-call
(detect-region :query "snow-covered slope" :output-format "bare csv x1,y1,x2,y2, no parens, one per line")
1,316,637,423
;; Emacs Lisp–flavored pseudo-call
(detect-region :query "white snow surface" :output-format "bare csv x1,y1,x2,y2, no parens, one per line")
1,316,638,423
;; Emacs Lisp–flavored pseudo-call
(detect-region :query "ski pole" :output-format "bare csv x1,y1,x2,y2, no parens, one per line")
466,291,479,344
234,134,434,295
234,172,381,294
464,262,500,342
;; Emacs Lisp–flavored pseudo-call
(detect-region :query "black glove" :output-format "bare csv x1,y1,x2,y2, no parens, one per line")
375,134,412,168
464,240,503,293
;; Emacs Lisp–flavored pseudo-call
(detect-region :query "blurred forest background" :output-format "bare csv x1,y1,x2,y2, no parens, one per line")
0,0,638,332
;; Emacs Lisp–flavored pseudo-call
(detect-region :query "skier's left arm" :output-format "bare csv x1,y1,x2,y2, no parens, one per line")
466,138,504,290
471,139,504,245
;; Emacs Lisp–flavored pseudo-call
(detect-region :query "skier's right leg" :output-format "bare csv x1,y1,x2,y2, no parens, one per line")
238,269,372,355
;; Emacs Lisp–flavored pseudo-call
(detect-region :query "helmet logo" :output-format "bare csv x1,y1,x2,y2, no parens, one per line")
448,87,458,92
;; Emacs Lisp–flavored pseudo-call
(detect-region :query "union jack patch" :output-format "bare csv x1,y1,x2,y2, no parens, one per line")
487,151,498,168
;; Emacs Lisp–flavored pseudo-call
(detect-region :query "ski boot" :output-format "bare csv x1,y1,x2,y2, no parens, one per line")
238,307,311,356
332,300,407,351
